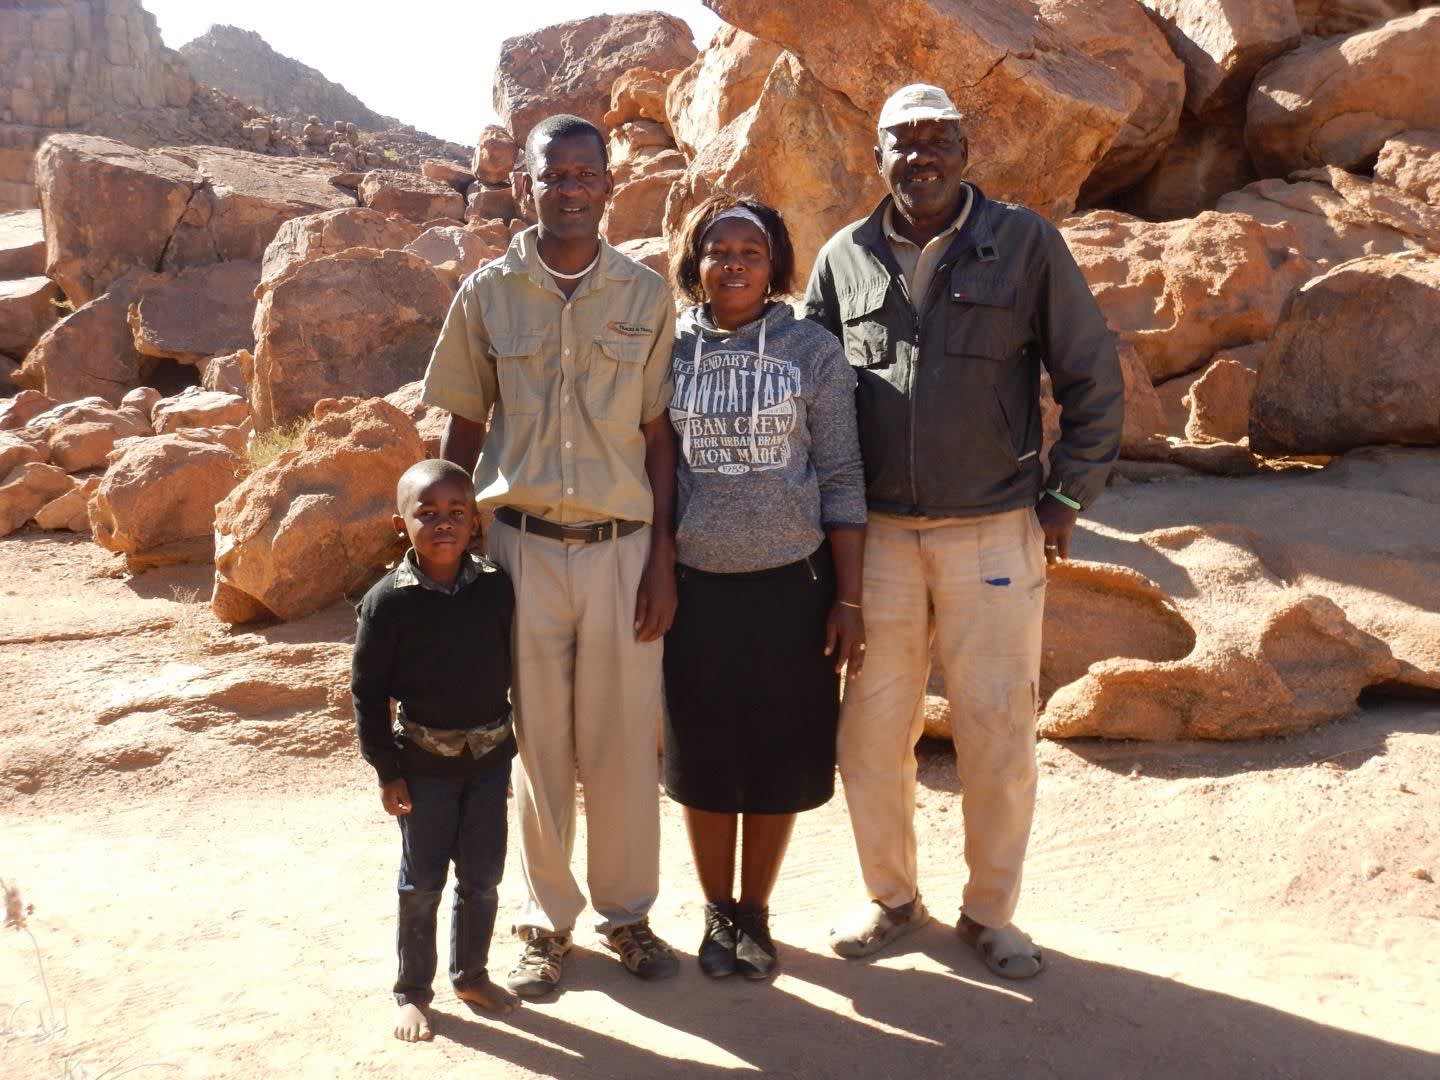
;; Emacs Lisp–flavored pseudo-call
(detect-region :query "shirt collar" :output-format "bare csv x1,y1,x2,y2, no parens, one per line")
393,548,483,595
502,226,637,291
882,182,974,250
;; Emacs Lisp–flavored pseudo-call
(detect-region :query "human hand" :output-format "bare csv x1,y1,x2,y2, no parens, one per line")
633,553,678,642
381,778,412,816
824,602,866,678
1035,495,1079,565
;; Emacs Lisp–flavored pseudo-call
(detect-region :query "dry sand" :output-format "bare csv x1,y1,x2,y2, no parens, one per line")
1,534,1437,1079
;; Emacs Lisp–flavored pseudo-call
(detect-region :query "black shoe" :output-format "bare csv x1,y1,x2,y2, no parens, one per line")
733,904,777,980
698,900,738,978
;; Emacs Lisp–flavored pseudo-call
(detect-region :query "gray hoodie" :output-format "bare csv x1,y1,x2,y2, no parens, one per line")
669,302,866,573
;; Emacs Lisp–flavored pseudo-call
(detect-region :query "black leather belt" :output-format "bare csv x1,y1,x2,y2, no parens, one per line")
494,506,644,543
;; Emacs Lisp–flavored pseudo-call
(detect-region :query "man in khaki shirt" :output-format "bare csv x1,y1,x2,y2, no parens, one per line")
421,114,680,996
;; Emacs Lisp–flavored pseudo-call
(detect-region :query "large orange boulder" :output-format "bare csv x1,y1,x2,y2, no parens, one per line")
1117,114,1257,221
0,461,73,536
357,169,465,225
604,67,679,134
1246,9,1440,177
404,226,503,288
1184,357,1256,445
1037,0,1186,204
0,209,45,278
150,387,251,434
471,126,520,186
89,432,243,571
706,0,1133,220
210,397,424,623
494,13,698,147
127,261,261,365
0,275,60,359
1295,0,1425,37
1062,210,1311,382
666,26,782,159
248,247,453,431
603,147,686,246
16,273,152,404
1250,254,1440,455
1375,130,1440,204
1138,0,1299,118
664,52,887,287
259,207,421,290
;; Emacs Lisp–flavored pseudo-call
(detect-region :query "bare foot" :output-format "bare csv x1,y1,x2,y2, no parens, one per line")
455,977,520,1016
393,1002,433,1042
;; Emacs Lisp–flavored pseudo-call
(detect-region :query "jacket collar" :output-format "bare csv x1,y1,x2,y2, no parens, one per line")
393,548,483,595
855,183,998,279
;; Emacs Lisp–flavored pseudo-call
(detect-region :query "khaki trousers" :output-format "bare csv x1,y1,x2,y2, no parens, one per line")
837,508,1044,928
487,518,663,935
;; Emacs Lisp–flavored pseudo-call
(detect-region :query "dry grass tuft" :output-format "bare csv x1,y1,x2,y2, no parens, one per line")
243,418,309,474
3,876,31,931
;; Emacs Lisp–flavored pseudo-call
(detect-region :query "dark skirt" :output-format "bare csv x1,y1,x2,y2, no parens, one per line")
662,545,839,815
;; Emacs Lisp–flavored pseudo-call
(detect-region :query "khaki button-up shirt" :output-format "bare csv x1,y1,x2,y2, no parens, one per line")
883,182,974,307
421,228,675,524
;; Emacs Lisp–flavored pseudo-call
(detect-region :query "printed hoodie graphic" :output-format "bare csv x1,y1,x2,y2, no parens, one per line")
671,333,800,475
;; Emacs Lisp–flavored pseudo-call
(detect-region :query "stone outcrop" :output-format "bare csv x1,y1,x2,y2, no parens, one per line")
0,210,46,278
0,276,60,359
1038,0,1186,204
494,13,698,147
128,260,260,365
258,207,420,289
1245,9,1440,177
604,68,679,135
384,381,448,458
664,52,887,287
89,432,243,570
16,272,151,403
0,431,45,477
1375,130,1440,204
0,461,74,536
404,226,504,288
1293,0,1426,41
357,169,465,224
179,25,388,130
23,396,151,472
0,389,57,431
1062,210,1311,382
421,158,472,189
1119,114,1256,221
603,149,686,246
1138,0,1300,118
248,248,452,430
210,397,424,623
471,125,520,186
1184,357,1256,444
1250,254,1440,455
666,27,782,160
706,0,1134,219
34,473,98,532
150,387,250,434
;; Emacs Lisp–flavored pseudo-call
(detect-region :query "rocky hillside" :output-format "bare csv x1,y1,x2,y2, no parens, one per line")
179,25,389,132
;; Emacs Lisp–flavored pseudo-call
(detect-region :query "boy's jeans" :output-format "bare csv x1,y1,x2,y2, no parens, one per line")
394,768,509,1006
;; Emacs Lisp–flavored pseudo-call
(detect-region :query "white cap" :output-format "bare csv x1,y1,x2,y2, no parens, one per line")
877,83,963,133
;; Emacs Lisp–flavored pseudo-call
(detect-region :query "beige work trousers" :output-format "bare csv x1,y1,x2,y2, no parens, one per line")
487,518,663,935
837,508,1045,928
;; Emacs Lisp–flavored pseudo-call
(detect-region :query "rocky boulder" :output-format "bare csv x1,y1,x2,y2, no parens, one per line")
199,350,249,397
1119,114,1257,221
259,207,421,289
1138,0,1299,118
603,151,686,246
25,396,152,472
420,158,473,190
0,461,73,536
471,126,521,186
15,272,151,404
465,186,520,225
707,0,1134,219
1184,357,1256,444
616,237,669,280
666,26,782,160
404,226,502,288
0,275,60,359
0,430,46,478
494,13,698,147
664,52,887,288
151,386,251,434
1293,0,1426,40
1246,9,1440,177
1037,0,1186,204
1062,210,1311,382
128,260,261,365
0,389,56,431
0,209,45,278
357,169,465,224
210,397,424,623
1375,130,1440,204
248,248,452,430
605,68,679,135
384,381,449,457
34,475,100,533
89,432,244,571
1250,254,1440,455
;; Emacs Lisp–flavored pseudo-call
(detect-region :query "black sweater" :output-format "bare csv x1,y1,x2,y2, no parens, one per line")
351,556,515,784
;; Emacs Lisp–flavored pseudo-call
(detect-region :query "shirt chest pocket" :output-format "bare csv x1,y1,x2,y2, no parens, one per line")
586,334,648,425
944,273,1025,360
491,332,546,416
838,285,895,370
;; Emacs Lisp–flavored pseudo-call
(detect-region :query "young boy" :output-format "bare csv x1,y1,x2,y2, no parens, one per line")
351,458,519,1042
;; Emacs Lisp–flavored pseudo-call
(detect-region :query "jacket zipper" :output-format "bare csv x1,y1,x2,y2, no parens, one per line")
896,275,922,513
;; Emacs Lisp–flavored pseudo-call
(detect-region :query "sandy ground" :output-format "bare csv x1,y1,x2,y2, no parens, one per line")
1,534,1438,1079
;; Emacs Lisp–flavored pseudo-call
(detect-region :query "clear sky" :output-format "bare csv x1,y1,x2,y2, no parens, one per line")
140,1,724,146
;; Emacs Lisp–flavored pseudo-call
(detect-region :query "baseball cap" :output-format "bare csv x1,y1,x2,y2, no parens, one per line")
877,84,964,133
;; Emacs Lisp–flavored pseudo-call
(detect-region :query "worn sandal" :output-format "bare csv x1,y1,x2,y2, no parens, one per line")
829,897,930,959
957,914,1044,979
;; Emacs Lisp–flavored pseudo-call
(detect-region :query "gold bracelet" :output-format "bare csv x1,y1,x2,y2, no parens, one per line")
838,600,862,610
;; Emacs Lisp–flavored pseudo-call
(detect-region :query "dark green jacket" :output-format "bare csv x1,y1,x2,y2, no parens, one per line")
803,185,1123,517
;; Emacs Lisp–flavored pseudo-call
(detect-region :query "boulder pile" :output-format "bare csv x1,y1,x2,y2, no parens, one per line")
1,1,1437,746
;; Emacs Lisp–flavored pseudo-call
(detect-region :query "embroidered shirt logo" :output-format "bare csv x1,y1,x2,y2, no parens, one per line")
609,321,652,336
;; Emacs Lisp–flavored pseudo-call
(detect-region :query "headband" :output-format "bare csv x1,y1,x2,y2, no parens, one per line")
701,206,772,254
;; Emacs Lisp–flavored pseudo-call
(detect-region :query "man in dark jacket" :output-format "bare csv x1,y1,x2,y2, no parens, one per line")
805,84,1123,978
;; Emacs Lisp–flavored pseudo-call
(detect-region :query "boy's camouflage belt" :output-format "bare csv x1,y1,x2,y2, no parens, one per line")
396,712,513,760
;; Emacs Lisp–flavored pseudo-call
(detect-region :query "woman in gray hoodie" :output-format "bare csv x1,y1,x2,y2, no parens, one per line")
663,193,867,980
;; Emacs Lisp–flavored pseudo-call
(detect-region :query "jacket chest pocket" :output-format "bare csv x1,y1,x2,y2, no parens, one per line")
492,332,545,415
838,285,895,370
587,335,648,424
943,273,1024,360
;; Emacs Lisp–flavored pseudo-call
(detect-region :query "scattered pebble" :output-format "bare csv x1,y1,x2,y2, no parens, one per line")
1127,764,1142,779
1398,782,1416,794
1411,867,1433,883
1208,853,1219,862
1363,861,1385,881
